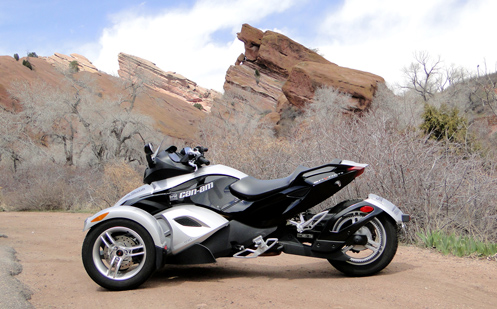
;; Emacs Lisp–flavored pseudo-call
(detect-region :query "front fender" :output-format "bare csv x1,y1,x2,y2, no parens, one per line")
83,206,167,248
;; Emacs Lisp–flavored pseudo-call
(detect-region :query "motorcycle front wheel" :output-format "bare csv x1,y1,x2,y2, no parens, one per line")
328,212,398,276
82,219,156,290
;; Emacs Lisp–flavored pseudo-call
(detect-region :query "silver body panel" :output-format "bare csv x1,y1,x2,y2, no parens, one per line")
83,204,229,252
156,205,229,254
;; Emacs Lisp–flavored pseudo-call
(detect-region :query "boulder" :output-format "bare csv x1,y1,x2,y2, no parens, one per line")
257,30,331,78
282,61,384,111
236,24,263,61
223,24,386,126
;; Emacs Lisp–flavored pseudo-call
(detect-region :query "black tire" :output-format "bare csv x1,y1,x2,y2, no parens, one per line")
82,219,156,290
328,213,398,276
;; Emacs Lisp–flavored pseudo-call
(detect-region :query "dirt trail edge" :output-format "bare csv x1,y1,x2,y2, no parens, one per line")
0,212,496,308
0,244,33,309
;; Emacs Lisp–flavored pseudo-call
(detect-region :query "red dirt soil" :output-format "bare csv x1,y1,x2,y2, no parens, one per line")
1,212,496,308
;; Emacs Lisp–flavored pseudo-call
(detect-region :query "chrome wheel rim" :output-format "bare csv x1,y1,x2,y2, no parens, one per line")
332,212,387,265
92,226,147,281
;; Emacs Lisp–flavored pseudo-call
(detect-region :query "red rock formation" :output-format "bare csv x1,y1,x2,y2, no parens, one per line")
283,61,384,111
118,53,221,112
224,61,285,112
44,53,99,73
236,24,263,62
257,30,331,78
223,24,385,127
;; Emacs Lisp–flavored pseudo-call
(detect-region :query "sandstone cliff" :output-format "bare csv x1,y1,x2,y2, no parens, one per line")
223,24,385,126
118,53,221,112
43,53,99,73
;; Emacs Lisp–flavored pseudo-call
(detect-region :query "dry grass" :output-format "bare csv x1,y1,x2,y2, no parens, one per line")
0,161,143,212
92,160,143,208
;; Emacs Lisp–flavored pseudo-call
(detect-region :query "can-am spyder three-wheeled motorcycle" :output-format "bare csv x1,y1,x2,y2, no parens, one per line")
82,144,410,290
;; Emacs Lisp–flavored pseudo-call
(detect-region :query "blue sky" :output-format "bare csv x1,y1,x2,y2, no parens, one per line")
1,0,496,92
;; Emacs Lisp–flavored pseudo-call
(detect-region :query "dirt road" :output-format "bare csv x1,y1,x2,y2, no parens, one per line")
0,212,496,308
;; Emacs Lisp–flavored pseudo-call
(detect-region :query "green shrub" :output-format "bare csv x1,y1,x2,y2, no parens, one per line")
194,103,203,110
420,103,467,143
22,59,33,70
254,69,261,85
27,52,38,58
13,53,19,61
69,60,80,73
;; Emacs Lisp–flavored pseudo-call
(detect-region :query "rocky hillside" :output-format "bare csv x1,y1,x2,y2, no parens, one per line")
0,53,217,141
223,24,385,129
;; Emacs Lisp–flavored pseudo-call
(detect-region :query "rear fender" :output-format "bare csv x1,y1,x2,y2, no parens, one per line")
83,206,168,249
363,194,410,224
313,194,409,250
330,194,408,225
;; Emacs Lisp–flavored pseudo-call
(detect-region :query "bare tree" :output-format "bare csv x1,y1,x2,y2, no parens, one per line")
106,76,151,162
9,77,92,166
0,99,25,171
468,62,497,116
6,68,154,168
402,51,469,103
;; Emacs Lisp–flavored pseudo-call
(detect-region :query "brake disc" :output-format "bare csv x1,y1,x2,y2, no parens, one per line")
102,235,138,270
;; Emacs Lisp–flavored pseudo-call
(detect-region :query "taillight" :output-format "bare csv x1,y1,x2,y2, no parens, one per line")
347,166,365,177
360,206,374,213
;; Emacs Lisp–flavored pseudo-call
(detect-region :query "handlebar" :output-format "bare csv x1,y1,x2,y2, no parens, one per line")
186,146,210,170
197,156,210,166
177,145,211,170
144,143,210,170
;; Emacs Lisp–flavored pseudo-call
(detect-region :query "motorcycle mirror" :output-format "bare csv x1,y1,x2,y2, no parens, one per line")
144,143,154,155
151,139,166,160
195,146,208,154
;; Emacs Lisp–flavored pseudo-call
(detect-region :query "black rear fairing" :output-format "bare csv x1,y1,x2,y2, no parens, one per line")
225,161,361,227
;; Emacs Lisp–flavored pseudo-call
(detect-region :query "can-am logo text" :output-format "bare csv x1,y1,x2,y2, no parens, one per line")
170,182,214,201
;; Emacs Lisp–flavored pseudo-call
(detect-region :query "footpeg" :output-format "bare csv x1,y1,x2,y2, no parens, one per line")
233,236,278,258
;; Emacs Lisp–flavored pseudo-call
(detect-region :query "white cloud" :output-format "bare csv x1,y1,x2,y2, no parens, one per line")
91,0,296,91
315,0,497,88
87,0,497,92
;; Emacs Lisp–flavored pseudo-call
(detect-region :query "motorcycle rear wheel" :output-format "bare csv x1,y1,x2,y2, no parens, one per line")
82,219,156,290
328,213,398,276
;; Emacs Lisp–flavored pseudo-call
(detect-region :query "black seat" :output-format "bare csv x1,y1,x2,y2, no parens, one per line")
229,166,309,201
